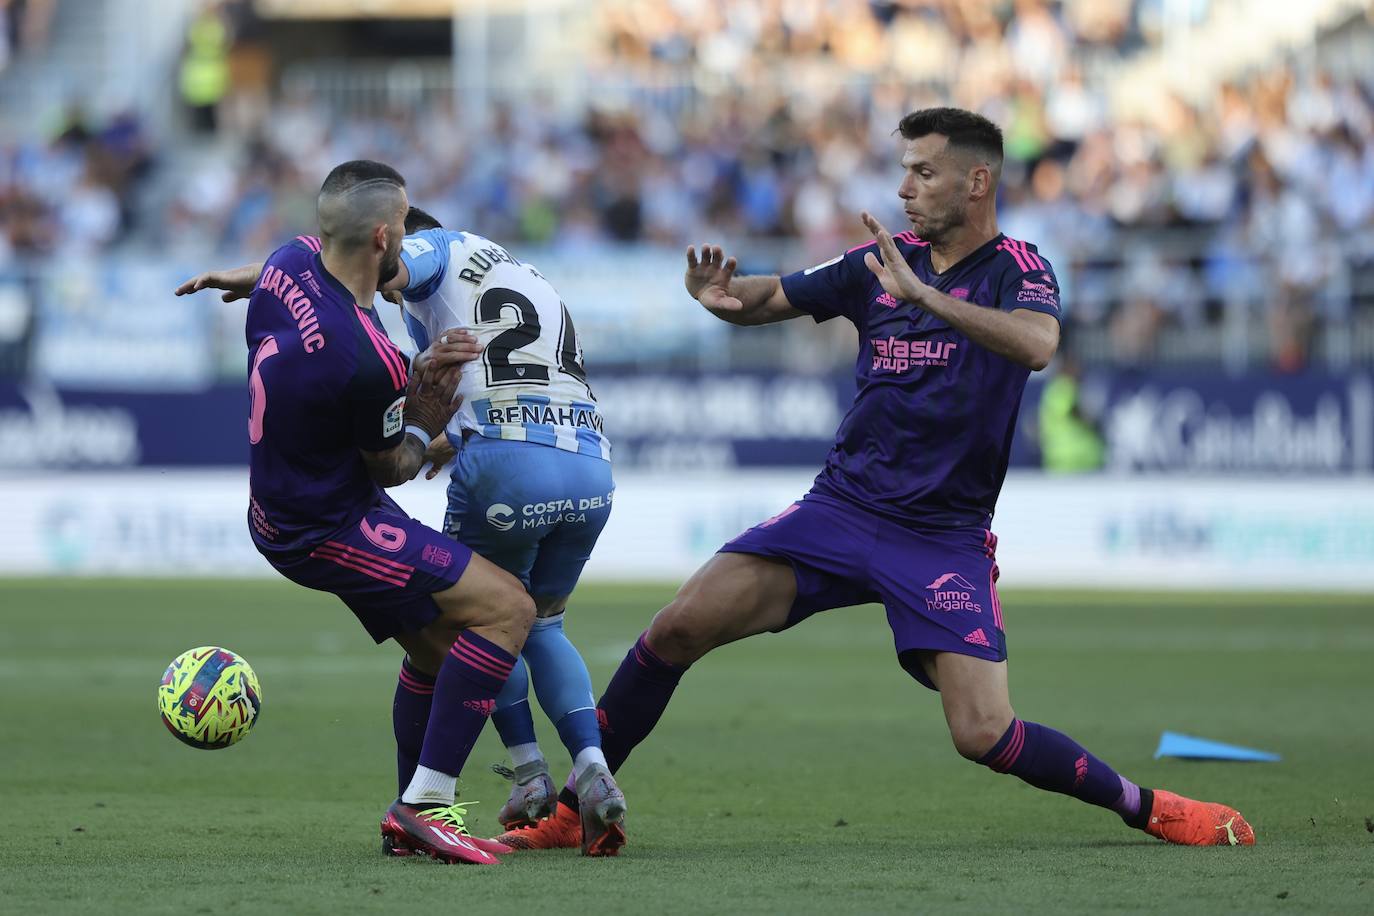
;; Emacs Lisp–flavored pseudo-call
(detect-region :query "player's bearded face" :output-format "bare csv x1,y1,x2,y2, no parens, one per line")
915,191,967,244
912,173,970,244
899,137,970,244
377,224,403,286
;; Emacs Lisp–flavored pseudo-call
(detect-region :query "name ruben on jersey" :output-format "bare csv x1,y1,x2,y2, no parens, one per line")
398,229,610,460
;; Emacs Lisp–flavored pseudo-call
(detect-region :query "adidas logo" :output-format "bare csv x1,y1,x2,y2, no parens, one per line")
963,628,991,648
876,292,900,308
462,699,497,717
1073,754,1089,788
596,707,612,734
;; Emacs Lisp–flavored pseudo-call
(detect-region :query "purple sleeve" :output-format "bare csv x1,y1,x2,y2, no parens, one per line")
996,252,1063,322
779,243,873,326
347,320,412,452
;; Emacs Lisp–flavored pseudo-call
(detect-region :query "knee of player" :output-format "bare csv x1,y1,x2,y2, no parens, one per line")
949,711,1014,761
498,587,537,635
647,600,711,662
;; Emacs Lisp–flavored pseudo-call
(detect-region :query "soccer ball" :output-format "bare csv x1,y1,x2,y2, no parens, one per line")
158,646,262,750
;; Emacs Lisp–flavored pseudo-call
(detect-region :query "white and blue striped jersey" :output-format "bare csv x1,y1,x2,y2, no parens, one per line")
397,229,610,460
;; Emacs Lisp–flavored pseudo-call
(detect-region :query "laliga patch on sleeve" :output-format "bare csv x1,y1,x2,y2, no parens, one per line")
383,396,405,437
803,255,843,276
402,237,435,258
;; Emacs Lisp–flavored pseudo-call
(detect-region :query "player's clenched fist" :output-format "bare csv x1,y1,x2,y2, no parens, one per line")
685,244,743,314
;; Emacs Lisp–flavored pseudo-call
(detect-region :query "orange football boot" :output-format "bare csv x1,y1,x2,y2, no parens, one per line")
491,801,582,851
1143,789,1255,846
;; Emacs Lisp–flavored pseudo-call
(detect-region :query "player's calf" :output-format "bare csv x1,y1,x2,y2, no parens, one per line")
924,652,1155,830
969,716,1256,844
593,553,795,775
390,560,534,812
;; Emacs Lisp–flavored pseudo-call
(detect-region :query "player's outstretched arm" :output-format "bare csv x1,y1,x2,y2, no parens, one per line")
174,262,265,302
359,330,477,487
860,213,1059,370
685,244,802,326
178,257,411,302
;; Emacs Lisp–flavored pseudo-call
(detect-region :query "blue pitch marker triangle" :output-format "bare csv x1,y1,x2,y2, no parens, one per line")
1154,731,1281,762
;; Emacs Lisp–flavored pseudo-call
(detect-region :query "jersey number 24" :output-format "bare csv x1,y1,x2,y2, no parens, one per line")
476,286,589,392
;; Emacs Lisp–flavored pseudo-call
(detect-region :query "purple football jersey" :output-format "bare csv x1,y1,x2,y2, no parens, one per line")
780,232,1061,529
245,236,411,554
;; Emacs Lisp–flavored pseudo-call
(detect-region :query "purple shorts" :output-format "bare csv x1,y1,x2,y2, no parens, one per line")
260,493,474,643
720,491,1004,689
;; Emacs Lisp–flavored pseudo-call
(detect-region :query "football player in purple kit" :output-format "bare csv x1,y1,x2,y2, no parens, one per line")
509,108,1255,850
177,160,535,865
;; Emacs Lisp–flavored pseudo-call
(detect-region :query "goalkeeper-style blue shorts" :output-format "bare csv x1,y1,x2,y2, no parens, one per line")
720,489,1005,689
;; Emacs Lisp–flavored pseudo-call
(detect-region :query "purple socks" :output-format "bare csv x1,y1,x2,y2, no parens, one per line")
979,718,1144,823
393,657,435,794
416,632,516,777
596,632,688,773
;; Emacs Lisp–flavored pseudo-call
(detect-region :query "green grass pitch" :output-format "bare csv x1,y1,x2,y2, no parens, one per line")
1,579,1371,914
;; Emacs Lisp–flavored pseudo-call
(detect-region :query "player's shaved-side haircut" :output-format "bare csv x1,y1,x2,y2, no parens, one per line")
898,108,1004,182
317,160,407,251
404,206,443,234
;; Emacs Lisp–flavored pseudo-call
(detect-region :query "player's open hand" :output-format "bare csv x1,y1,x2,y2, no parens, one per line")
421,435,457,480
174,263,264,302
685,244,743,313
860,212,928,305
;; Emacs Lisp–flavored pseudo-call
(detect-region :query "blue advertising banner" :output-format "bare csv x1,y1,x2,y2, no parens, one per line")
0,383,248,469
1,371,1369,473
1085,370,1372,474
592,371,854,470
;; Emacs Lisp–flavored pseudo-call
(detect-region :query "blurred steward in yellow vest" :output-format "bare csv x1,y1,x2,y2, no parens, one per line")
1038,353,1104,473
180,5,230,133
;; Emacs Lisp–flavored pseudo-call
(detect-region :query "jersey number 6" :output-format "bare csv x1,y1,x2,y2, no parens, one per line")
248,336,280,444
360,518,407,552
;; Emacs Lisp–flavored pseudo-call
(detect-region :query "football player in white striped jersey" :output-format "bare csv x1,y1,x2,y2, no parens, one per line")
386,207,623,855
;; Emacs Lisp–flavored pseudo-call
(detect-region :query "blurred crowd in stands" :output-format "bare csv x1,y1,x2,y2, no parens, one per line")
0,104,153,256
2,0,1372,369
0,0,53,73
